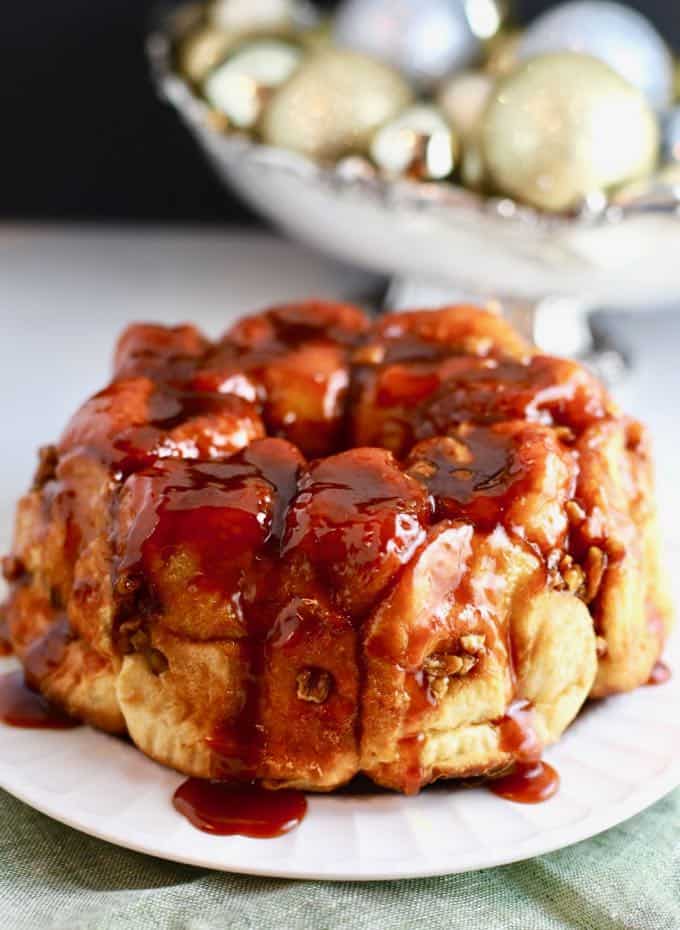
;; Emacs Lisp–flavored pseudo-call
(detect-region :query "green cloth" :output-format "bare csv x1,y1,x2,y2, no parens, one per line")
0,788,678,930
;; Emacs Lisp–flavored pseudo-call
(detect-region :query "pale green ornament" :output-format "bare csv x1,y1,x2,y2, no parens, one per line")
482,53,660,212
262,48,413,161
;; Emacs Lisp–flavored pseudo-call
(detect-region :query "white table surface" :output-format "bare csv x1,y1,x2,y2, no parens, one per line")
0,224,678,556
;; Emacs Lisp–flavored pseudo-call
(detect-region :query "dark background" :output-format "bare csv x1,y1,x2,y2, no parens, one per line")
1,0,677,222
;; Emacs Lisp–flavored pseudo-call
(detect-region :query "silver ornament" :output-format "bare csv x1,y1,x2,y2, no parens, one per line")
370,104,459,180
203,40,302,130
333,0,486,88
519,1,673,111
663,107,680,164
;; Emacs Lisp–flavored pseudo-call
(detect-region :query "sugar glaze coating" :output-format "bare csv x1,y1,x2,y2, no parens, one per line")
2,302,673,792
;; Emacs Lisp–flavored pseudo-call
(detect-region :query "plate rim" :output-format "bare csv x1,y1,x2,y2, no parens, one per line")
0,641,677,882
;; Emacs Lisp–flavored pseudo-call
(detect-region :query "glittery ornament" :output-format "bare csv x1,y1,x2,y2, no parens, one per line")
203,40,302,130
460,142,488,191
370,104,459,180
333,0,506,88
663,107,680,164
658,163,680,187
482,53,659,212
613,162,680,208
519,1,673,110
261,48,413,161
437,71,495,141
178,25,235,85
484,28,521,77
210,0,297,32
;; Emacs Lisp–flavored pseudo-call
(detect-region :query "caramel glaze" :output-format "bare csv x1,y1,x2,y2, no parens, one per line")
60,378,261,478
0,610,12,657
2,304,637,814
0,670,80,730
173,778,307,837
490,760,560,804
115,438,303,780
490,700,560,804
0,611,81,730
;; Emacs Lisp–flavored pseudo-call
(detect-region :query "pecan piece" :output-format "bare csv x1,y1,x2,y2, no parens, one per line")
353,343,385,366
1,555,26,583
296,667,333,704
408,460,437,481
423,652,477,702
32,445,58,491
565,500,586,526
460,633,486,655
147,648,169,676
560,554,586,598
584,546,607,603
554,426,575,444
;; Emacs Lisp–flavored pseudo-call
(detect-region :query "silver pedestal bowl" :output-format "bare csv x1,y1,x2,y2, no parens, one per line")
148,4,680,373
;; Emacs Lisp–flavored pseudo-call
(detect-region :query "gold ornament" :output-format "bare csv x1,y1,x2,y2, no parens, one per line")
613,162,680,206
484,28,521,78
460,143,488,192
370,105,459,181
180,0,311,86
299,21,333,52
437,71,495,142
481,53,660,212
657,163,680,187
203,39,302,130
437,72,495,193
178,25,235,85
261,49,412,161
209,0,296,32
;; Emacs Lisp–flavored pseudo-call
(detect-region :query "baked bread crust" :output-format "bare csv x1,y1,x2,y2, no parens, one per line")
2,302,672,792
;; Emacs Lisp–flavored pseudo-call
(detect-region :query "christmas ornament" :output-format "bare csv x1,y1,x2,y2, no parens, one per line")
203,40,302,130
613,162,680,208
518,1,673,111
658,163,680,186
662,108,680,164
437,71,495,141
178,25,235,85
484,28,521,77
466,0,510,41
261,48,413,161
460,143,488,191
333,0,507,88
370,104,459,180
210,0,297,32
482,53,659,212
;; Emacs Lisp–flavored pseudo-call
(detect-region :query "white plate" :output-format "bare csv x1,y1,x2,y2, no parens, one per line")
0,227,678,880
0,629,677,882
